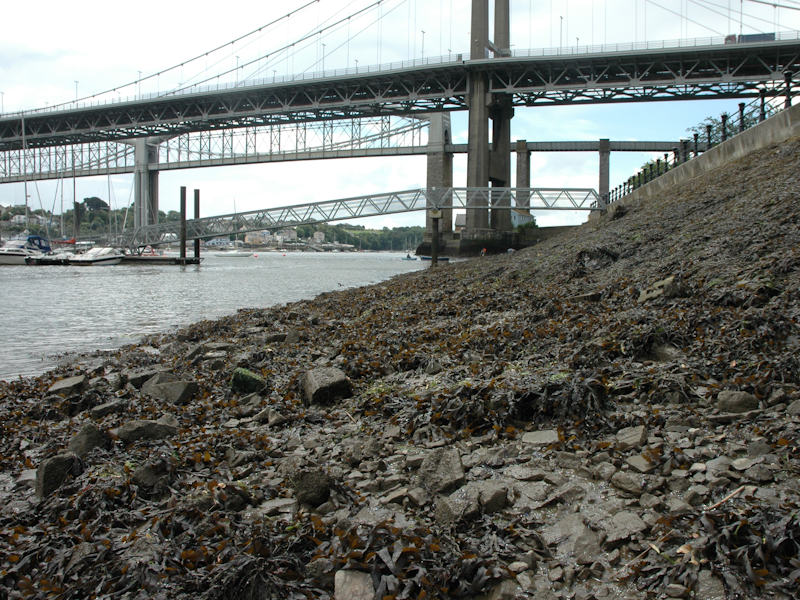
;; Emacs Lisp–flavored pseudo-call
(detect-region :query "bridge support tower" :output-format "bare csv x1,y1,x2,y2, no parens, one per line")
133,138,161,229
459,0,517,254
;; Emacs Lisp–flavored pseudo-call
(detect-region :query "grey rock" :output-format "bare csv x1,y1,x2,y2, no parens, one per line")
36,453,83,497
626,455,657,473
786,398,800,416
522,430,560,446
48,375,86,396
542,513,587,553
514,481,550,508
610,471,644,496
407,487,428,506
143,373,198,405
603,510,648,546
747,439,773,456
436,489,480,525
303,367,352,405
695,569,727,600
505,466,547,481
716,390,758,413
132,459,170,490
418,448,465,494
616,425,647,451
68,424,108,458
744,464,773,483
573,527,603,564
89,399,127,419
141,371,177,394
124,367,165,389
594,462,618,482
334,570,373,600
117,419,177,444
473,480,510,513
665,583,689,598
255,497,298,517
478,579,521,600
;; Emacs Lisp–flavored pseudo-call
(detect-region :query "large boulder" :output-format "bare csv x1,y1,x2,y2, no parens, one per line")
302,367,352,405
334,570,373,600
418,448,465,494
48,375,86,396
36,453,83,497
117,419,178,444
717,390,758,413
68,424,109,458
146,379,198,405
230,368,268,394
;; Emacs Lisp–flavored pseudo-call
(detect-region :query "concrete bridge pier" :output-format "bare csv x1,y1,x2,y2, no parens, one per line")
422,113,454,254
133,138,161,229
599,138,610,204
489,0,513,233
515,140,531,209
465,0,491,235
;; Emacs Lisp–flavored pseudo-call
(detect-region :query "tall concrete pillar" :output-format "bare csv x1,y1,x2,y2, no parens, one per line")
466,0,490,232
598,138,610,203
515,139,531,209
426,113,453,238
134,138,160,229
489,0,513,232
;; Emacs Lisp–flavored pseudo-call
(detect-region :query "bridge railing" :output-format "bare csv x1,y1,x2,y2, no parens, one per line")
120,186,600,249
602,80,799,207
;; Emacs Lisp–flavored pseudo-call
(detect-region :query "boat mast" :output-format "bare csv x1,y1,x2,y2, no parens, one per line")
22,112,29,232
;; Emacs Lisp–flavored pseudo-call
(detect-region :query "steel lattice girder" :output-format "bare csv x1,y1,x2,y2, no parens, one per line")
2,40,799,151
125,186,598,248
0,117,428,182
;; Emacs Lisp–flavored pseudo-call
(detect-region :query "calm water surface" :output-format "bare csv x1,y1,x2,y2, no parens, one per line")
0,252,425,381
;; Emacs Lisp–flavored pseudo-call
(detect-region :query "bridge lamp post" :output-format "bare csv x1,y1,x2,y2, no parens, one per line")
1,91,3,114
421,30,426,58
321,44,326,72
355,59,359,72
74,81,78,101
236,56,240,85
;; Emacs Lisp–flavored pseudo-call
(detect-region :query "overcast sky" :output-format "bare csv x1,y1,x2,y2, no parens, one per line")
2,0,799,230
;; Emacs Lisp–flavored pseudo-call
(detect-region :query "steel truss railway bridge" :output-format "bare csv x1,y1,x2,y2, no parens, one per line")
1,0,799,252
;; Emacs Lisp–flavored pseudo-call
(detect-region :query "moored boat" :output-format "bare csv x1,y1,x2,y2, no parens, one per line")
25,252,74,266
213,249,254,258
0,235,51,265
68,247,124,266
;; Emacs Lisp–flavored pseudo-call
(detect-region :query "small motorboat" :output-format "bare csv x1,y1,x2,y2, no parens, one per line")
25,252,74,266
213,249,254,258
68,247,124,266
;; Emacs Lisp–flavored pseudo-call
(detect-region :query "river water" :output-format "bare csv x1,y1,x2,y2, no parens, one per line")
0,252,425,381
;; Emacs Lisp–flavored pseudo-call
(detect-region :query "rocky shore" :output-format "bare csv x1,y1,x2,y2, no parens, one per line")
1,136,799,600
